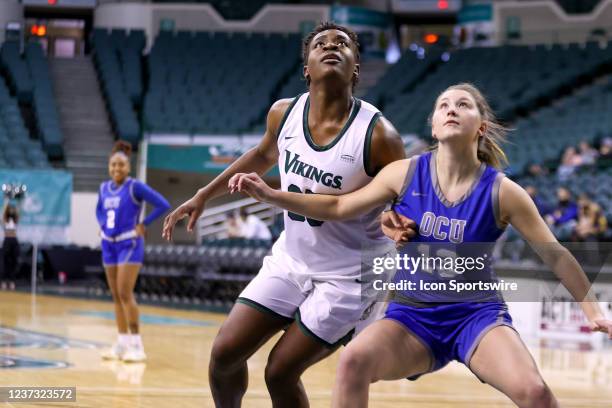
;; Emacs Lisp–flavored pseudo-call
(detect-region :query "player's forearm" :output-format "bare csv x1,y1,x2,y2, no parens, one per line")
197,148,274,202
268,190,342,221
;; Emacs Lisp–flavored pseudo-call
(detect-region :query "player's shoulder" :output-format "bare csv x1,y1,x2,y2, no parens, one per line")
266,95,304,136
356,97,381,116
499,176,531,206
269,94,303,117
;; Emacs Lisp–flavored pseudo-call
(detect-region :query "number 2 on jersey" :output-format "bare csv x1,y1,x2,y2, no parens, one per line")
287,184,324,227
106,210,116,229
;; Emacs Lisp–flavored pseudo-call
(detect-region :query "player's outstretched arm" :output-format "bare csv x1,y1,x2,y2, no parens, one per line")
162,98,292,240
230,159,409,221
500,178,612,338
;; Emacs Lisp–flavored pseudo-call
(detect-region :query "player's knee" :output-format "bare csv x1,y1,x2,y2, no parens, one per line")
337,347,375,385
209,332,242,374
116,288,133,305
264,355,298,390
514,377,553,407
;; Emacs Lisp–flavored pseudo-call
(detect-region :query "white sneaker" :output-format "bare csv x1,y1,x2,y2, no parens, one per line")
122,346,147,363
101,343,126,360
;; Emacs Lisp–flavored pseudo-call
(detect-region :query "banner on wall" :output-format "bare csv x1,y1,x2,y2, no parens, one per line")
147,138,279,176
0,170,72,244
147,134,421,176
330,5,393,59
454,3,495,47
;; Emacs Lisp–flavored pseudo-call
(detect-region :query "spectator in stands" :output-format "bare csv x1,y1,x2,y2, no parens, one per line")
557,146,582,181
1,202,19,290
98,141,170,363
545,187,578,240
598,137,612,168
524,185,551,217
578,140,598,166
236,208,272,240
225,211,243,238
573,193,608,242
526,163,549,178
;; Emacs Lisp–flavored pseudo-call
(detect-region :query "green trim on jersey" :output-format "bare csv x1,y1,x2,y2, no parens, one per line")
236,297,294,323
302,96,362,152
295,309,355,349
276,94,303,140
363,112,382,178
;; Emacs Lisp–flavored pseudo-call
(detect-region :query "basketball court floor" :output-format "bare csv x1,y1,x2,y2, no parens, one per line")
1,291,611,407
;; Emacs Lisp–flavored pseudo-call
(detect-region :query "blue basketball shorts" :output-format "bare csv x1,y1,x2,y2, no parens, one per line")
101,237,144,266
384,301,514,377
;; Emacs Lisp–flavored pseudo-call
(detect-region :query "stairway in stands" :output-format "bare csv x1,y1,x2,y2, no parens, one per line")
50,56,115,192
355,58,389,98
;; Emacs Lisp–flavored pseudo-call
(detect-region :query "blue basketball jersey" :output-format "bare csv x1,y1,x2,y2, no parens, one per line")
391,151,506,303
97,178,143,237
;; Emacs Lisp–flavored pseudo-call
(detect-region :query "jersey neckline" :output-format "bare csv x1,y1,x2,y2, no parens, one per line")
108,177,131,195
302,95,361,152
429,151,486,208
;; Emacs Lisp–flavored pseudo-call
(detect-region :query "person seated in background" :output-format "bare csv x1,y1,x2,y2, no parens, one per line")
598,137,612,168
578,140,599,166
526,163,549,178
225,211,244,238
573,193,608,242
236,207,272,241
545,187,578,240
524,185,551,217
557,146,582,181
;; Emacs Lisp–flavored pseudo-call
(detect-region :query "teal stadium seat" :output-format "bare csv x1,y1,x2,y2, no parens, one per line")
144,31,300,135
0,75,51,168
92,28,144,146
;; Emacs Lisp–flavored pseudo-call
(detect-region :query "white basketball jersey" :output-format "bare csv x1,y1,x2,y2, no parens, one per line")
273,93,387,275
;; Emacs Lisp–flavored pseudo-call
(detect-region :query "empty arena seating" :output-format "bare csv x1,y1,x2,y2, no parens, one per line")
143,31,301,134
0,41,62,161
376,42,612,139
0,75,52,169
508,78,612,173
25,43,64,160
364,45,442,110
92,28,144,145
135,239,271,308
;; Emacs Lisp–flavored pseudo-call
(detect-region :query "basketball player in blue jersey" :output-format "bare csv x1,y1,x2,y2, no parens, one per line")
162,22,414,407
231,83,612,407
97,141,170,363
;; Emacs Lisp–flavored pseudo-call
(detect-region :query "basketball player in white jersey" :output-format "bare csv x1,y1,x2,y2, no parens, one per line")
162,22,413,407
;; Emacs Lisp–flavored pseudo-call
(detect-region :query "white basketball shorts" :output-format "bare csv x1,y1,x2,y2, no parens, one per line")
237,249,387,347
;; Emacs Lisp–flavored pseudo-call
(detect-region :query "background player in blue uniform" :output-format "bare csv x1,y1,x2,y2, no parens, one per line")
97,140,170,363
230,83,612,407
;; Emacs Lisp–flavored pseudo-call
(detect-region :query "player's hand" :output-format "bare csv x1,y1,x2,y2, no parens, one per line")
381,211,417,248
589,317,612,339
162,194,206,241
135,223,146,237
229,172,274,203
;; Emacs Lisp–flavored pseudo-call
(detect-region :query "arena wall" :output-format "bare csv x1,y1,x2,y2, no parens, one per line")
0,0,24,44
494,0,612,44
94,3,329,50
